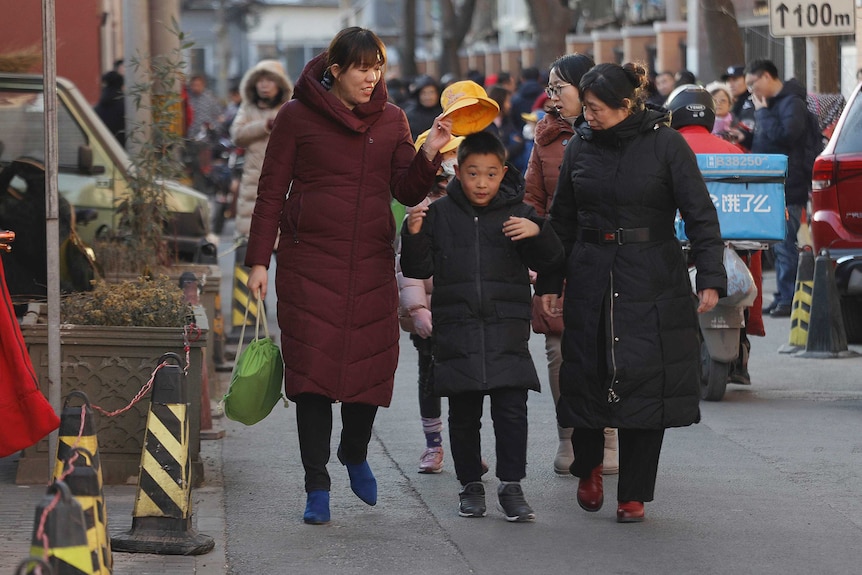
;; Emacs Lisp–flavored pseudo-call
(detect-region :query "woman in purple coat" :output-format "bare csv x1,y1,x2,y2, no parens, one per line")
245,27,453,525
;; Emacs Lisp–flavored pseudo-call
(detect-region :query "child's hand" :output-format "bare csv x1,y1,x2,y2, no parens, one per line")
410,307,433,338
406,204,428,235
503,216,539,241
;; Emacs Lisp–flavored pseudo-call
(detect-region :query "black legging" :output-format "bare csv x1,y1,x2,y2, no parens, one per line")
294,393,378,493
411,334,442,419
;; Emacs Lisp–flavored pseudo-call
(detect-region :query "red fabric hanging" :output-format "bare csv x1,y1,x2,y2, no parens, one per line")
0,256,59,457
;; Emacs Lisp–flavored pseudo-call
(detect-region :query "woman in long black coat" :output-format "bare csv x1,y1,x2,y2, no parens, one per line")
537,63,726,523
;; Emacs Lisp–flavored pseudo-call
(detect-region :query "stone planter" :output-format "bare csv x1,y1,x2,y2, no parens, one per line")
101,263,224,387
17,324,206,486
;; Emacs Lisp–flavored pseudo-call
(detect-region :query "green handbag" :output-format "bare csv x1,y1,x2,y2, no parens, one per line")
222,294,287,425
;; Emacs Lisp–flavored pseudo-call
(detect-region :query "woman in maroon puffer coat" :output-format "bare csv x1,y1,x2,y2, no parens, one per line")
245,27,453,525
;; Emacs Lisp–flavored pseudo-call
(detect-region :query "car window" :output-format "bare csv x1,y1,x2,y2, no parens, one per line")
834,94,862,155
0,89,86,168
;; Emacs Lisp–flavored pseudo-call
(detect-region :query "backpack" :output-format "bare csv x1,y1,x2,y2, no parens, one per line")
802,108,826,182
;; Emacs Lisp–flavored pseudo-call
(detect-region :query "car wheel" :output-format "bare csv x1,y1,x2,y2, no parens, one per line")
840,295,862,344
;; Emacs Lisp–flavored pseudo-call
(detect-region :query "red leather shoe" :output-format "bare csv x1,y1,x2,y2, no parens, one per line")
576,465,603,512
616,501,645,523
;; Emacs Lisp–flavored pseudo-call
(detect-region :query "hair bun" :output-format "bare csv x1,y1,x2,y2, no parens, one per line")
622,62,649,91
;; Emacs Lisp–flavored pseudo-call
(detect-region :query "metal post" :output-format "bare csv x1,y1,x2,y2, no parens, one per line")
42,0,61,480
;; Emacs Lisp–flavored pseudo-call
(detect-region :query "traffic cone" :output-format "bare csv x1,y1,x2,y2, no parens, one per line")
53,392,103,491
29,481,94,575
61,448,111,575
111,353,214,555
796,249,860,359
779,249,816,353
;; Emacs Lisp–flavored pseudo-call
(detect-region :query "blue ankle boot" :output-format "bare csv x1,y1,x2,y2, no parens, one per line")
303,490,330,524
338,447,377,506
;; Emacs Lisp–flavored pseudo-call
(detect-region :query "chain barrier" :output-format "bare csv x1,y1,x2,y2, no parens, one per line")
30,324,198,568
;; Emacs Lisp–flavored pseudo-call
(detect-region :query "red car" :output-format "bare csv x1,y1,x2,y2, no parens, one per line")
810,82,862,342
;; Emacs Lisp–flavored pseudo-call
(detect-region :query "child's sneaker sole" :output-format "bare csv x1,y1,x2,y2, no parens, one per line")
458,509,487,518
497,504,535,522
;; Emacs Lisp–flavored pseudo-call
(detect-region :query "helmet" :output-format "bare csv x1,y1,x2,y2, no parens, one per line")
666,84,716,131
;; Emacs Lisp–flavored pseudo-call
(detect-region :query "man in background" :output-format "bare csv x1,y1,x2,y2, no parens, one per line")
740,59,810,318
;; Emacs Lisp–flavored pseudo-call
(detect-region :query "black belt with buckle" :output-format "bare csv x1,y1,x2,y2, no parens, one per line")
579,227,674,245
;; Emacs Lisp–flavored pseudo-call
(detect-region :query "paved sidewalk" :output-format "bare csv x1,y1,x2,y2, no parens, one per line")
0,389,229,575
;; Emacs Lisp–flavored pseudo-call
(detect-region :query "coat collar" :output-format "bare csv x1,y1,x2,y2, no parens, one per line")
576,108,670,146
534,113,575,146
445,163,525,213
293,52,389,133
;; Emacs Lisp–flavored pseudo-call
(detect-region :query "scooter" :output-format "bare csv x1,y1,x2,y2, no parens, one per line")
690,241,761,401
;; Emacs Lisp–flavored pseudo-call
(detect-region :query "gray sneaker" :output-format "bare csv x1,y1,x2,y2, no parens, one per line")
458,482,486,518
497,482,536,522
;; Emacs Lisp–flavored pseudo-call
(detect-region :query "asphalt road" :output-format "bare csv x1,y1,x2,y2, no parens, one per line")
215,223,862,575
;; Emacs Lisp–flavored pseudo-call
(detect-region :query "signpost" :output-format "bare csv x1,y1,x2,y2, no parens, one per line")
768,0,856,37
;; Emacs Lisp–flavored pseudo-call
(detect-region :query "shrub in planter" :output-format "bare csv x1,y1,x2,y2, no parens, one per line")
61,275,192,327
17,275,207,485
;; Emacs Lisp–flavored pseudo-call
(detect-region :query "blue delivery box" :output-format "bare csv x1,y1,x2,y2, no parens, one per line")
677,154,787,242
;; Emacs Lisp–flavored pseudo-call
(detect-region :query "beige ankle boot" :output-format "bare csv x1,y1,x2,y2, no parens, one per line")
602,427,619,475
554,426,574,475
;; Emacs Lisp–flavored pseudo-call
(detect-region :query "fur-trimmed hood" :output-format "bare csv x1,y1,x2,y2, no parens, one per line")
239,59,293,108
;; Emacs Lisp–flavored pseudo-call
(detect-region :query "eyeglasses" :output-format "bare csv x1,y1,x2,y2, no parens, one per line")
545,82,572,98
746,74,763,91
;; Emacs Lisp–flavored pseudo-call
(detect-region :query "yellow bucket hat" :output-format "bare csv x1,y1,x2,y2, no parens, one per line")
414,130,464,154
439,80,500,136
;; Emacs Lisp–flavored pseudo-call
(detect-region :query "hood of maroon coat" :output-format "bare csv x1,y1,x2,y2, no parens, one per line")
292,52,390,133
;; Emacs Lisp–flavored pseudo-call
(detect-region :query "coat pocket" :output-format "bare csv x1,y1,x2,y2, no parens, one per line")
494,301,532,320
283,183,302,242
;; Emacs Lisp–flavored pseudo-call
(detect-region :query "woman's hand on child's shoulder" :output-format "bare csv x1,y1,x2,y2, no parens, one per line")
407,204,429,235
503,216,539,241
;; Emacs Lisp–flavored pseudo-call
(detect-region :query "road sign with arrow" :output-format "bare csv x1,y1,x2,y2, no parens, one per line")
768,0,856,37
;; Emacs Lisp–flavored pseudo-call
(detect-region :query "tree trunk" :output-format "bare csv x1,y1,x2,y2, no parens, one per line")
526,0,577,71
700,0,744,83
815,36,840,93
400,0,418,79
438,0,478,78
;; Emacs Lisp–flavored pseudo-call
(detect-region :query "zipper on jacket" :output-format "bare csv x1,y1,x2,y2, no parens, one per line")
607,269,621,404
474,215,487,386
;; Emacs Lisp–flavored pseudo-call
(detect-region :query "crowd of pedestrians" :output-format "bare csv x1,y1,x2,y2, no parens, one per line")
91,25,840,528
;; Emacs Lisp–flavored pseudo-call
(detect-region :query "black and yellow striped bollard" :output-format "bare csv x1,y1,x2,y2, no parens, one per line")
229,238,263,343
53,392,103,490
61,448,111,575
111,353,214,555
28,481,93,575
779,249,815,353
